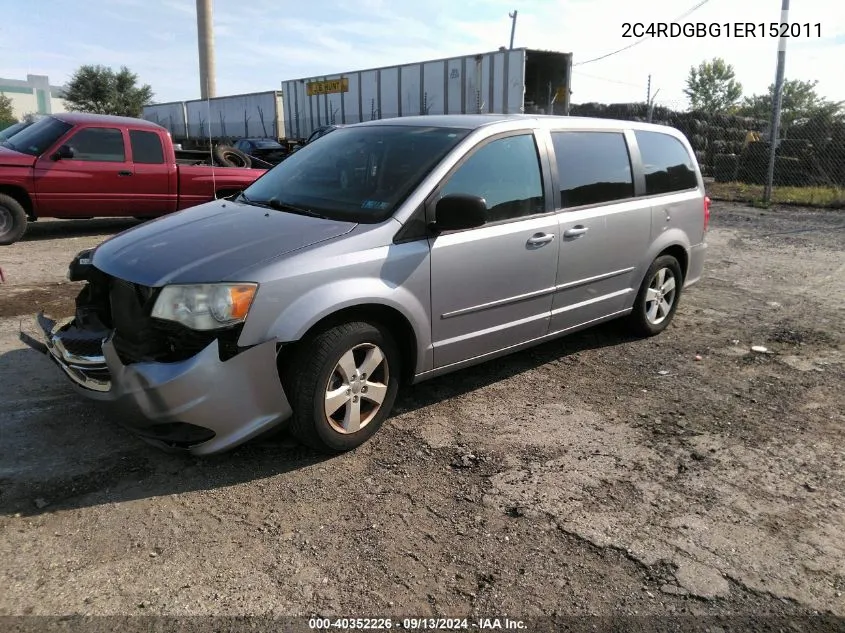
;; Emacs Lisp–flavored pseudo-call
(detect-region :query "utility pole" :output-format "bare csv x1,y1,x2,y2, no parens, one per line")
648,89,660,123
508,10,518,49
764,0,789,203
646,74,652,105
196,0,217,99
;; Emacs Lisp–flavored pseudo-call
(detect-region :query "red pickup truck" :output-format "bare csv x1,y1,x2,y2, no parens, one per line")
0,112,266,245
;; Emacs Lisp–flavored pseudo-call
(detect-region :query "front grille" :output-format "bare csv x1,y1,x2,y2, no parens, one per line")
109,279,161,364
58,332,105,359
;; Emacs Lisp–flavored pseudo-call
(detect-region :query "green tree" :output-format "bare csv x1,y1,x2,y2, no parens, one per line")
683,58,743,113
0,93,16,129
738,79,844,128
63,65,154,117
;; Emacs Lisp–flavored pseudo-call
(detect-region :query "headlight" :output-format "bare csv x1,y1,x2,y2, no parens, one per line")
151,283,258,331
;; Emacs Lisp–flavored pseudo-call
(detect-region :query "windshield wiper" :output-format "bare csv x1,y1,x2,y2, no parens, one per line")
237,192,327,219
263,198,327,219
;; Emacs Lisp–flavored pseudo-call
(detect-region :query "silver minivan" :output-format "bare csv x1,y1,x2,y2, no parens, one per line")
25,115,709,455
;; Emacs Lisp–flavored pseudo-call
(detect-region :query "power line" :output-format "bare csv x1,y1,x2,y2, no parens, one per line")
574,0,712,67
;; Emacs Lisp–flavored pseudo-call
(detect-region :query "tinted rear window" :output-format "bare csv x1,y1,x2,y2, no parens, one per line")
130,130,165,164
551,131,634,208
635,130,698,195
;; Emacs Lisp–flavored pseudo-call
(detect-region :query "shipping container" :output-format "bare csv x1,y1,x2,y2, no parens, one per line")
280,47,572,140
143,91,284,143
142,101,188,139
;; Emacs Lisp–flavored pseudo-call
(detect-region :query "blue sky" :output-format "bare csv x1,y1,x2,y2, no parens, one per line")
1,0,843,109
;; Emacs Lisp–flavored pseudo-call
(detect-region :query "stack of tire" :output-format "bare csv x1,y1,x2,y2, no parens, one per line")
789,118,845,187
737,141,770,185
774,138,813,187
569,102,609,119
824,136,845,187
735,139,814,187
704,114,764,182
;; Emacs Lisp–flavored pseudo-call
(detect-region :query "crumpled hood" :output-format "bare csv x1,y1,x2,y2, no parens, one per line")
0,145,36,167
92,199,356,286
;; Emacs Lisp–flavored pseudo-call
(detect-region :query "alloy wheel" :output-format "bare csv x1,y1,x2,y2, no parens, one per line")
323,343,390,434
645,267,677,325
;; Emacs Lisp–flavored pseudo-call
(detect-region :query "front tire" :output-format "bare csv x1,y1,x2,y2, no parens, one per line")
0,193,28,245
627,255,683,337
284,321,400,452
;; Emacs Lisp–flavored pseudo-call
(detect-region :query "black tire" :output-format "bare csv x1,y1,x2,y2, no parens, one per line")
627,255,684,337
0,193,27,245
212,144,252,168
284,321,401,453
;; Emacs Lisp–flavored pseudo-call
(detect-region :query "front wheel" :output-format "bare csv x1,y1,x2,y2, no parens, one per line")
284,321,400,452
0,193,28,245
627,255,683,337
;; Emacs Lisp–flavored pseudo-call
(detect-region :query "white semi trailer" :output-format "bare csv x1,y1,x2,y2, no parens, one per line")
281,47,573,140
143,90,284,145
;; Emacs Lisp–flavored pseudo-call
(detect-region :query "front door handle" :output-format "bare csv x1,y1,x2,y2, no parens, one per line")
117,170,133,177
564,226,589,238
527,232,555,247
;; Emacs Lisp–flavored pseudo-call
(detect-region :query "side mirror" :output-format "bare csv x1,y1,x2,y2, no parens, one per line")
433,194,487,232
51,145,75,161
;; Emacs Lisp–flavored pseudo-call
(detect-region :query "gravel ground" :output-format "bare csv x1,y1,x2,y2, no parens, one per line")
0,204,843,629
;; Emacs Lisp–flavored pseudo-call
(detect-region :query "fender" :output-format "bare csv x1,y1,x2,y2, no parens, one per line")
248,278,434,375
0,168,37,214
635,227,692,288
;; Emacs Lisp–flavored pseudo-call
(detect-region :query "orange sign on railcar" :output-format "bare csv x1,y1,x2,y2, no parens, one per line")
306,78,349,97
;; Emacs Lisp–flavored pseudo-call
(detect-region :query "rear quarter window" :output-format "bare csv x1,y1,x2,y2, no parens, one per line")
634,130,698,195
130,130,165,164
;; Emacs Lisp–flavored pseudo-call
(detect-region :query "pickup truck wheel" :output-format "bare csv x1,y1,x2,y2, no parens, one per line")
0,194,27,245
213,145,252,168
285,321,400,453
627,255,683,337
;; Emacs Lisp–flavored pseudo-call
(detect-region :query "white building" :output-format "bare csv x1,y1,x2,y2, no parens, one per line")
0,74,67,120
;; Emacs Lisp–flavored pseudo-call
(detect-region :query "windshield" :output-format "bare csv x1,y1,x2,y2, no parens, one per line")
0,121,30,142
241,125,469,223
1,116,73,156
253,140,282,149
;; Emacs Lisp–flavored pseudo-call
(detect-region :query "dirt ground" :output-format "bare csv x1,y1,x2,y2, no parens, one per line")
0,205,843,629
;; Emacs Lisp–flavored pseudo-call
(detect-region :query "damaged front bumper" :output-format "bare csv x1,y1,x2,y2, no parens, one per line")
20,313,292,455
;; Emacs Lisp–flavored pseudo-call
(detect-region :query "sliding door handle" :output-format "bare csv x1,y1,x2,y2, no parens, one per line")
527,233,556,247
563,226,589,238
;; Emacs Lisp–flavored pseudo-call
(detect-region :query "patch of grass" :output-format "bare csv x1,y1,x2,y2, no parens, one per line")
707,181,845,209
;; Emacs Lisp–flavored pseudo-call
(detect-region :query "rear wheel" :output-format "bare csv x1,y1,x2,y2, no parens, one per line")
0,193,27,245
627,255,683,337
284,321,400,452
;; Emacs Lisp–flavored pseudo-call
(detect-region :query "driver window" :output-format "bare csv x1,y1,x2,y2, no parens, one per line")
66,127,126,162
440,134,544,223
